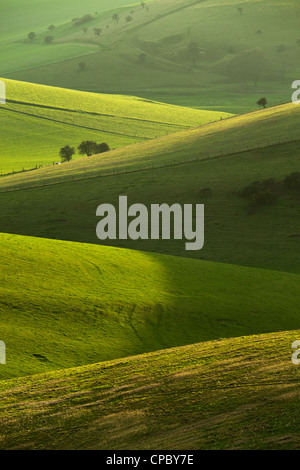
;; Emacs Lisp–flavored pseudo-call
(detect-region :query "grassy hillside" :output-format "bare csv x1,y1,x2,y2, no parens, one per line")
0,102,299,273
2,0,299,112
1,232,300,381
0,100,298,189
0,79,229,175
0,0,132,73
1,329,300,450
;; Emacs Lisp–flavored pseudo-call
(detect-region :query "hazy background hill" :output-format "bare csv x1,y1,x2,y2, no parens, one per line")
1,0,299,112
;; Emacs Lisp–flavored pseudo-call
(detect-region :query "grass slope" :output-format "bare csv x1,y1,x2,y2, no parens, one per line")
0,79,229,174
0,100,298,190
0,104,299,273
0,0,132,73
2,0,299,112
1,232,300,381
1,329,300,449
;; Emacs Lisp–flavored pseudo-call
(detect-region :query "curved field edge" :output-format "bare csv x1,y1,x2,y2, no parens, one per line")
1,329,300,450
1,232,300,380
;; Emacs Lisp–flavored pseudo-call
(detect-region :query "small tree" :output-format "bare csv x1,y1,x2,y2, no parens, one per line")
237,7,243,15
94,28,102,37
257,97,267,109
112,13,119,24
28,32,36,41
126,15,133,23
60,145,75,162
78,141,98,156
78,62,86,71
94,142,110,153
44,36,54,45
47,25,55,31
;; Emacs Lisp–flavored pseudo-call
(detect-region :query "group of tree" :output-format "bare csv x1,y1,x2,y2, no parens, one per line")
27,24,56,44
59,141,110,162
141,1,149,11
71,14,94,27
238,172,300,209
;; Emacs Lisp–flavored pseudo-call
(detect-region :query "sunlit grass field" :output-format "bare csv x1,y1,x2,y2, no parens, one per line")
1,329,300,449
1,232,300,381
0,79,230,174
1,95,298,189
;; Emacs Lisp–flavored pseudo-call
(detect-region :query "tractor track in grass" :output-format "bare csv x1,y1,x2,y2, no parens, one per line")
5,99,192,129
0,106,152,141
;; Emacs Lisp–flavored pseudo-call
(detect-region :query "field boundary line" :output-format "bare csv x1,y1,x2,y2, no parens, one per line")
0,138,299,195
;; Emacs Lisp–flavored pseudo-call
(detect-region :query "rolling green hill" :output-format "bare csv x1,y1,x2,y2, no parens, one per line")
1,99,298,190
2,0,299,112
0,0,132,74
1,232,300,381
0,101,299,273
1,0,299,452
1,329,300,450
0,79,229,175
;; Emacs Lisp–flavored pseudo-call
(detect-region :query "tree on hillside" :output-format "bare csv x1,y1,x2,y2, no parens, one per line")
126,15,133,23
82,27,88,34
47,25,55,31
78,141,110,156
256,97,267,109
94,142,110,153
112,13,119,24
28,32,36,41
94,28,102,37
78,141,98,156
44,36,54,45
60,145,75,162
187,42,200,66
78,62,86,71
141,1,145,7
237,7,243,15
